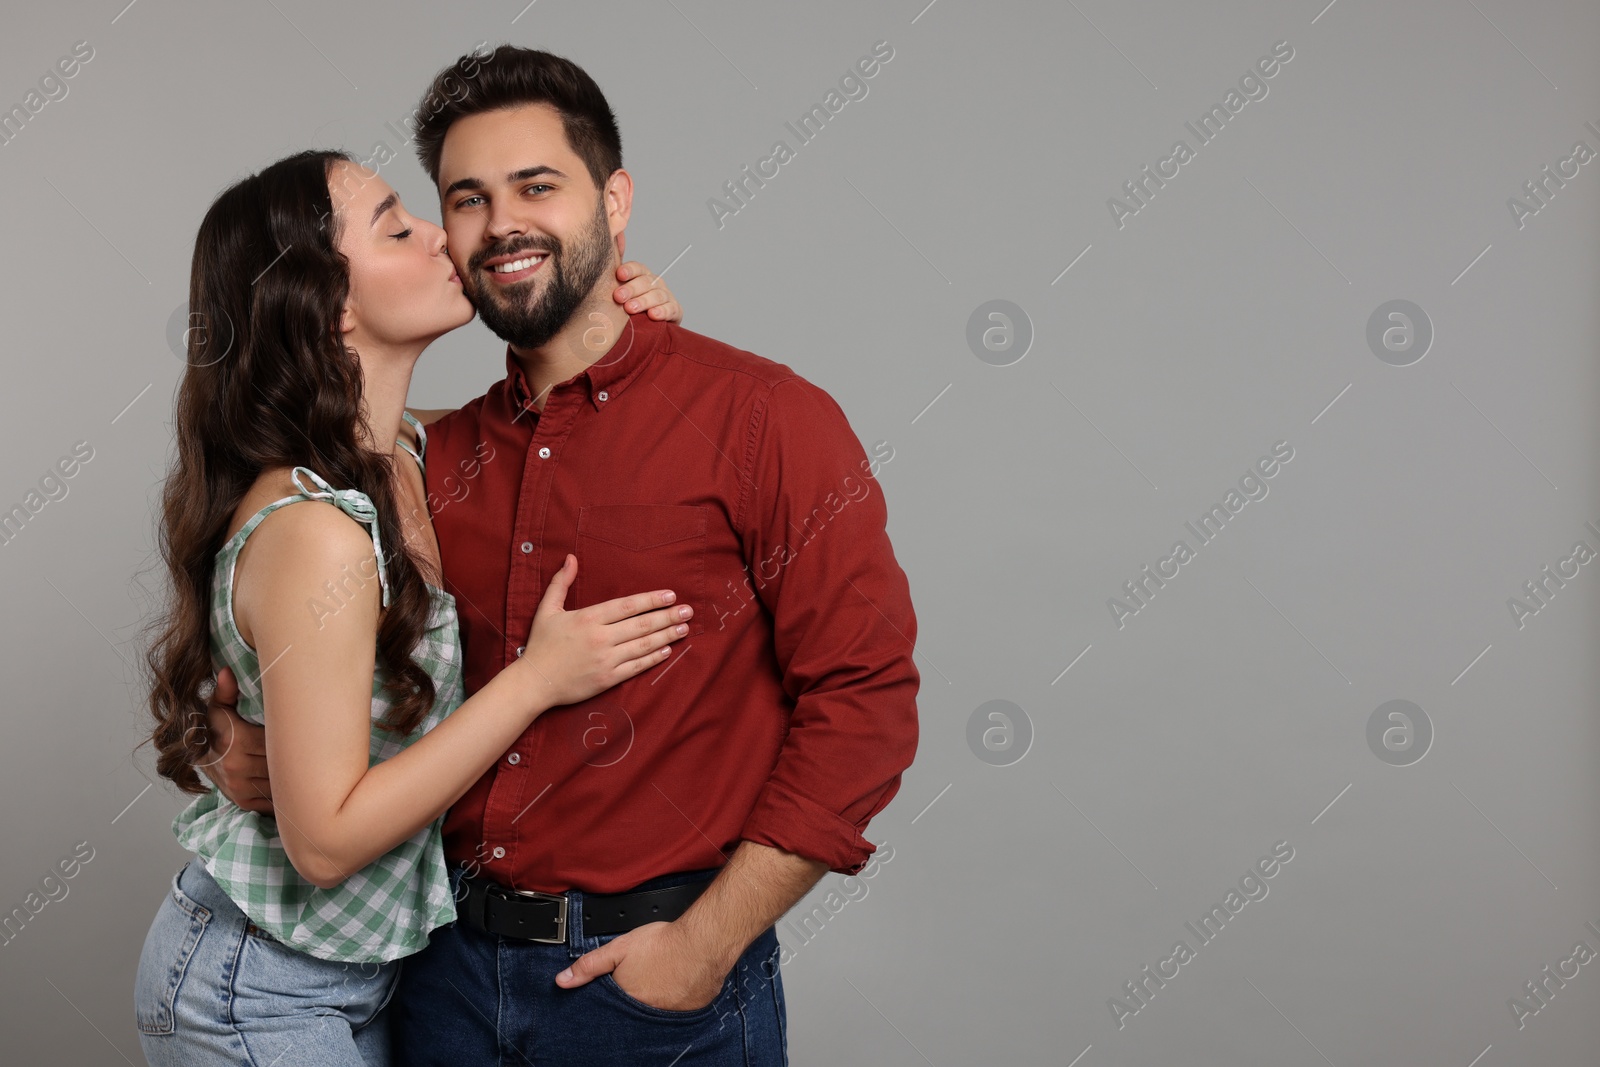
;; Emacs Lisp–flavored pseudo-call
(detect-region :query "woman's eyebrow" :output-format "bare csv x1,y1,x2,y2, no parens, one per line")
369,192,399,228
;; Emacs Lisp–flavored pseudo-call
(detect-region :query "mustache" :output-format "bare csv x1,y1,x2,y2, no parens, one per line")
470,239,559,272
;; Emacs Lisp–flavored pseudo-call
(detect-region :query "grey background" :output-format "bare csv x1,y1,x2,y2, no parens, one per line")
1,0,1596,1063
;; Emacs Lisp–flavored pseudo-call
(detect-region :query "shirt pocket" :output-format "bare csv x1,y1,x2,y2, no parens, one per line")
575,504,709,638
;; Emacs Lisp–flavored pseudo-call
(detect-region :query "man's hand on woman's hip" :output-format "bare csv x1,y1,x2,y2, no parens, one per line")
198,666,274,814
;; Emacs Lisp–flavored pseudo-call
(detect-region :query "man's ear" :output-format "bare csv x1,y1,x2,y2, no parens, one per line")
603,169,634,250
615,229,626,261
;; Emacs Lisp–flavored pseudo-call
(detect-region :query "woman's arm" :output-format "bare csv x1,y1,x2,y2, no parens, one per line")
404,407,455,426
235,502,689,889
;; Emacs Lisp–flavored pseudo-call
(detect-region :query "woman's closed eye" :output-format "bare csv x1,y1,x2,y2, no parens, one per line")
390,227,414,240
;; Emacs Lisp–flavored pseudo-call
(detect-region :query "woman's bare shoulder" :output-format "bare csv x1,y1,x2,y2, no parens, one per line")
222,467,305,543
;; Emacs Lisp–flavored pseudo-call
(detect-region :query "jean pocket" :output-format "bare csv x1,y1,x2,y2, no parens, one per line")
599,969,729,1020
591,928,733,1021
233,932,397,1025
134,869,213,1035
575,504,709,638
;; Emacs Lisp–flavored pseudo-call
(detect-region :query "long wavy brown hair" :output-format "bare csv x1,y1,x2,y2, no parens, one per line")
144,148,439,795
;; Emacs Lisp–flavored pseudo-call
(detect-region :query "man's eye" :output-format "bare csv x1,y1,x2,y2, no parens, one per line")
525,184,552,194
457,195,484,209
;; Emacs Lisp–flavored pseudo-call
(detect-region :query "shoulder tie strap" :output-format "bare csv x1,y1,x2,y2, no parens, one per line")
289,467,392,608
397,410,427,472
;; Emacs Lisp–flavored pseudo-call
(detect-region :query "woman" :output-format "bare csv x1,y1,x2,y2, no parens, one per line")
135,148,689,1065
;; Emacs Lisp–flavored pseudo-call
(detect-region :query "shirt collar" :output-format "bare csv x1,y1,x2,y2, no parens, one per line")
504,312,670,415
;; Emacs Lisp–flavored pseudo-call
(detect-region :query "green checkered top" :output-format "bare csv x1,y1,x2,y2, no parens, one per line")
172,412,463,963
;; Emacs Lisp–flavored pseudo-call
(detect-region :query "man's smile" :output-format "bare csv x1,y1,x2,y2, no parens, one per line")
481,252,549,284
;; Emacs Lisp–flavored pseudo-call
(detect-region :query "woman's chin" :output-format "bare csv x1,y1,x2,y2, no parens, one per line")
444,302,478,330
413,308,479,350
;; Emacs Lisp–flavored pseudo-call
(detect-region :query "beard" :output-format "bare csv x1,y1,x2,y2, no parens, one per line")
466,197,613,350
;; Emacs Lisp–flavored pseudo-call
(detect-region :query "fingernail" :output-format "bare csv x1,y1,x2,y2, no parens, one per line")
678,606,692,619
557,968,573,983
661,591,676,603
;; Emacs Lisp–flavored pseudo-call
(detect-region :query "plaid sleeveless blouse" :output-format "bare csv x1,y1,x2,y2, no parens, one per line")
172,411,462,963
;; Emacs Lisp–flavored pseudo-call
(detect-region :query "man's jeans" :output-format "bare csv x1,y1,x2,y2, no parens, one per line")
391,864,789,1066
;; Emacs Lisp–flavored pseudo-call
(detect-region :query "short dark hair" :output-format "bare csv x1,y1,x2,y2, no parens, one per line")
412,44,622,194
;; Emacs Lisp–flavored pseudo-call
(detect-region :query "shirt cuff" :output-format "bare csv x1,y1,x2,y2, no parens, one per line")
738,779,880,875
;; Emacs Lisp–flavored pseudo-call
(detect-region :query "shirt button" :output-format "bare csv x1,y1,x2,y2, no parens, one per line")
597,391,609,402
516,645,526,657
507,752,521,765
538,446,551,459
491,846,505,859
521,542,533,554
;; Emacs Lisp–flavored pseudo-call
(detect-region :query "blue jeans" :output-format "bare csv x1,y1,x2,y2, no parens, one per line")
134,860,401,1066
391,864,789,1066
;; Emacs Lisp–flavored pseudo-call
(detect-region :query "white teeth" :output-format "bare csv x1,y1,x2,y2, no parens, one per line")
489,255,546,274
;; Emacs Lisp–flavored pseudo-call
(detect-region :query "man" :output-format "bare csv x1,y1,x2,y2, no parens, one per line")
204,45,919,1065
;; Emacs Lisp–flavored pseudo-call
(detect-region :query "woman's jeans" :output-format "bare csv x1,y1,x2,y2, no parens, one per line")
390,863,790,1066
134,860,400,1066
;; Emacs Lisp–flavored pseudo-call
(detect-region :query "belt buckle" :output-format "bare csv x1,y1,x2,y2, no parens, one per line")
495,883,568,944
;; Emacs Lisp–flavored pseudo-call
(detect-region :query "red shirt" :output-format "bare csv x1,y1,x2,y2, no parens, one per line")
424,312,920,894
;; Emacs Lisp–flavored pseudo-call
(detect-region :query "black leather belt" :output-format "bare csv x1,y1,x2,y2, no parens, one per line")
456,872,715,944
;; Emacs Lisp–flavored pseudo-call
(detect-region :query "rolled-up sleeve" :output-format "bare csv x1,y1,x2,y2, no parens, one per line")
733,376,921,875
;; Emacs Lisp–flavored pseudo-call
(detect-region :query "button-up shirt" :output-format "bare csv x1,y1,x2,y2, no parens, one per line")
424,312,920,894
